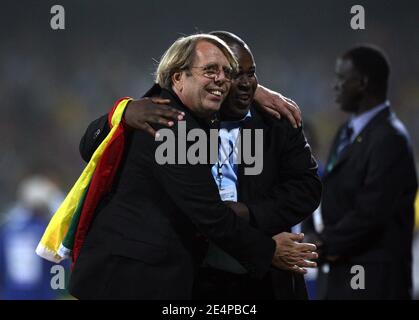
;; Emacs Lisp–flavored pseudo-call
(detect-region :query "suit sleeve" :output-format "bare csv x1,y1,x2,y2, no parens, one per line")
129,126,276,278
79,114,110,162
321,133,417,257
246,124,322,234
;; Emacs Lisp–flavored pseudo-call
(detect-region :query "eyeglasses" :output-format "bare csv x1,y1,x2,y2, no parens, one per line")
189,64,235,81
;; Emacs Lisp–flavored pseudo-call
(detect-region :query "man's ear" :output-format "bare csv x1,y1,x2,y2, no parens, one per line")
172,72,184,92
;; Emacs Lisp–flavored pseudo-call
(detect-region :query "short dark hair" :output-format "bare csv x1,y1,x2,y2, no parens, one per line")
342,45,390,96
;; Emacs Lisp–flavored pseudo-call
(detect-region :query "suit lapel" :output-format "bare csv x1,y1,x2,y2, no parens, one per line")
237,106,269,200
324,123,348,177
324,107,391,178
325,139,356,175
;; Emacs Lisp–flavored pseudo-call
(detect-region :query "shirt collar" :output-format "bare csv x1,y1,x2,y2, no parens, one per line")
220,110,252,128
349,100,390,141
240,110,252,122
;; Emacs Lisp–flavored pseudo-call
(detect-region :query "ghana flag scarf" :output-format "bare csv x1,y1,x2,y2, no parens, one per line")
36,97,132,264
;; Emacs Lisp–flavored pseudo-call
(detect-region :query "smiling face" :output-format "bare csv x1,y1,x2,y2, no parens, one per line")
222,43,258,120
172,40,231,118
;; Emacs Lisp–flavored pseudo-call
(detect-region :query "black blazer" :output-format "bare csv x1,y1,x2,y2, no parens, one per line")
320,107,417,299
237,106,322,299
69,88,277,299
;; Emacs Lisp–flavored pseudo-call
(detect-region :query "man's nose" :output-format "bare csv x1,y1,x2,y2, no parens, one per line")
237,75,251,89
214,70,228,83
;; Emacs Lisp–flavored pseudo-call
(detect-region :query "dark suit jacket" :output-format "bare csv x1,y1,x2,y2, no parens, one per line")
236,105,322,299
320,107,417,299
75,93,322,299
69,88,276,299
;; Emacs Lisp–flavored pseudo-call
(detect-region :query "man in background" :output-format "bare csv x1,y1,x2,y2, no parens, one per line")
0,175,64,299
310,45,417,299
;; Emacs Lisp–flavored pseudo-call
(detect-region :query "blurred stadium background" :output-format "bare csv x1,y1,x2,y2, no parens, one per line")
0,0,418,299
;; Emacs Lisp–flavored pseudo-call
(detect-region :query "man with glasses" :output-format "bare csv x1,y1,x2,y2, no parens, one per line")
76,32,321,300
69,34,313,300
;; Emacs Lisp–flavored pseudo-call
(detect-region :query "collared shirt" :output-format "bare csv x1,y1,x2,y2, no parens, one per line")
318,100,391,271
348,100,390,142
210,110,252,202
205,110,252,274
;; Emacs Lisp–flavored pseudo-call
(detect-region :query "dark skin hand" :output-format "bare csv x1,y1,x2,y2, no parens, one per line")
224,201,318,274
124,97,185,137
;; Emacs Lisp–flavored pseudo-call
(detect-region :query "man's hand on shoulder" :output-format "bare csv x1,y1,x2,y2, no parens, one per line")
124,97,185,137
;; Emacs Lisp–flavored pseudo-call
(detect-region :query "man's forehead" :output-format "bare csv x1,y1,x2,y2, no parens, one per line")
224,43,252,69
238,62,256,72
194,40,230,65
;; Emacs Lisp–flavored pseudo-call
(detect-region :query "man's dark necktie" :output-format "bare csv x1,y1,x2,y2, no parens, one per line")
327,123,353,172
336,123,353,156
